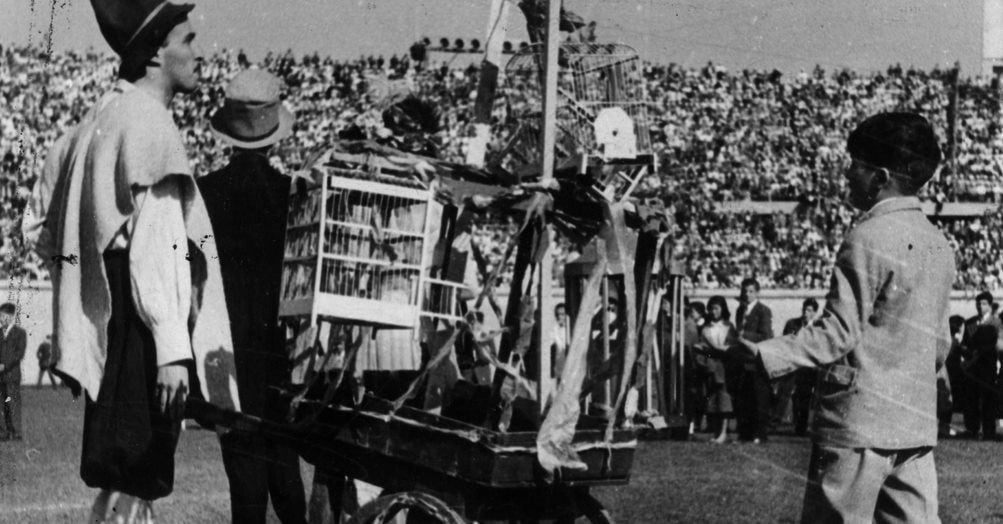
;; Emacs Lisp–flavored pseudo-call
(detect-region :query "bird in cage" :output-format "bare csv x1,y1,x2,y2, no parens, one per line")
593,107,637,160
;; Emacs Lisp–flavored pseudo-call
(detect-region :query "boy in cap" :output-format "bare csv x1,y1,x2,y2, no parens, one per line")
28,1,237,521
740,113,955,523
198,69,306,524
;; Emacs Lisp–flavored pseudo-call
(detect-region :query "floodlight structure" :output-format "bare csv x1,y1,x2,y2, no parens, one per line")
496,42,656,202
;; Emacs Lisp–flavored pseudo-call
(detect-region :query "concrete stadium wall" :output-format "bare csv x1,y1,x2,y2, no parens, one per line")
6,284,987,385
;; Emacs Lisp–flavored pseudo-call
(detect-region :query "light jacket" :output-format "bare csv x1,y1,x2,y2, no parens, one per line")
758,197,955,448
32,81,239,411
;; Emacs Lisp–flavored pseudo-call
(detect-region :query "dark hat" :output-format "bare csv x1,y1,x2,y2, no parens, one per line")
90,0,194,76
847,112,942,190
210,69,295,149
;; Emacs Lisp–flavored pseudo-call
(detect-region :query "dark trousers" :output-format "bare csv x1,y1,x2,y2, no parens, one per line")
771,374,796,429
37,366,59,388
0,376,21,437
80,251,183,500
792,369,815,436
734,365,772,440
962,373,998,437
220,431,307,524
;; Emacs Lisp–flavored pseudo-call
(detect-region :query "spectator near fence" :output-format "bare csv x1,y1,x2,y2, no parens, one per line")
35,333,58,389
958,291,1003,440
775,298,819,436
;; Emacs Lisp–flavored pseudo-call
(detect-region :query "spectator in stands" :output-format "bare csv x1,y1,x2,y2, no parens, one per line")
959,291,1002,440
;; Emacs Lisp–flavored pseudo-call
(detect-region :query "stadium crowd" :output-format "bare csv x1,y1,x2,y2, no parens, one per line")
4,43,1003,289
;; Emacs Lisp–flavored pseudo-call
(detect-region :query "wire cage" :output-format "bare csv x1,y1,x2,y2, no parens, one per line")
280,156,465,329
503,42,653,162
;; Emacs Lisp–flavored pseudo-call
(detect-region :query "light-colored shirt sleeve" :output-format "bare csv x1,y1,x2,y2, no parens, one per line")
24,133,71,261
128,176,193,367
757,231,868,377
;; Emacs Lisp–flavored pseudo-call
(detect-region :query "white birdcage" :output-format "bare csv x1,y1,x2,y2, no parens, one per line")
279,153,465,329
498,42,656,201
504,42,652,158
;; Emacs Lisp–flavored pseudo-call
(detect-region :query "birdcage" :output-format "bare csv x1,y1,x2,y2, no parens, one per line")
279,152,464,329
498,42,656,201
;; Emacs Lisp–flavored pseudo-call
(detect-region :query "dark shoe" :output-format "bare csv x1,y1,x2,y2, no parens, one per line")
981,433,1002,442
0,433,9,442
955,431,978,440
9,434,22,441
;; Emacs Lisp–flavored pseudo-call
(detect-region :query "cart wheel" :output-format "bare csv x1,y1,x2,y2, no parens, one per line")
347,491,466,524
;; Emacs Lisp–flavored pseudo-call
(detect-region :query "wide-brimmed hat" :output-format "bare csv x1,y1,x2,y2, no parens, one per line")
91,0,194,76
210,69,295,149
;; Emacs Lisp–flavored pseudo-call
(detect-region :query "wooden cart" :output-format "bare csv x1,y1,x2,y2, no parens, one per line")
189,386,636,523
187,33,677,521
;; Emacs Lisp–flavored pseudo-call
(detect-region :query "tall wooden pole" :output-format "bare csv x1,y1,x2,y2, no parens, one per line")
466,0,510,168
536,0,561,410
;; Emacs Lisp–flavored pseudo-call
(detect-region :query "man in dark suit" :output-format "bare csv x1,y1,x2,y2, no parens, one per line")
0,302,27,441
959,291,1002,440
781,298,819,436
733,278,773,443
199,69,306,524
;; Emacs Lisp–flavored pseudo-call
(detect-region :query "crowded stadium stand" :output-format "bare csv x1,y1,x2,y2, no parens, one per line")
4,43,1003,290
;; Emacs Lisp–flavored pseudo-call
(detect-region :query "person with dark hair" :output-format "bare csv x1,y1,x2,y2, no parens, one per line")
940,315,966,437
199,69,306,524
682,300,707,435
776,297,819,436
693,296,736,444
0,302,26,441
958,291,1002,440
551,303,569,377
740,112,954,522
27,1,238,520
734,277,773,443
35,334,60,389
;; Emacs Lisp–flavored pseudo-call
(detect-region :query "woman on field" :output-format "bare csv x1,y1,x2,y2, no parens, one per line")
694,295,737,444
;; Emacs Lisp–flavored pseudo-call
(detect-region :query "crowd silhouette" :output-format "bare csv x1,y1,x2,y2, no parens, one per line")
4,44,1003,289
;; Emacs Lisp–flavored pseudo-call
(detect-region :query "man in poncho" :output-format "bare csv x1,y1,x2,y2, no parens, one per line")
26,1,237,521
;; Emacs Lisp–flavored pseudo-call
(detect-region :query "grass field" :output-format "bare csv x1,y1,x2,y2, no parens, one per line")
2,388,1003,523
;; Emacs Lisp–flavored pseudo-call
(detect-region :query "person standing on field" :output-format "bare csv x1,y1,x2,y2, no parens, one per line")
28,1,238,520
740,113,954,523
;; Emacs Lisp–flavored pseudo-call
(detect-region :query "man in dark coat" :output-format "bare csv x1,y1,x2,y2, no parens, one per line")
959,291,1002,440
0,303,27,441
199,69,306,524
733,278,773,442
780,298,819,436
